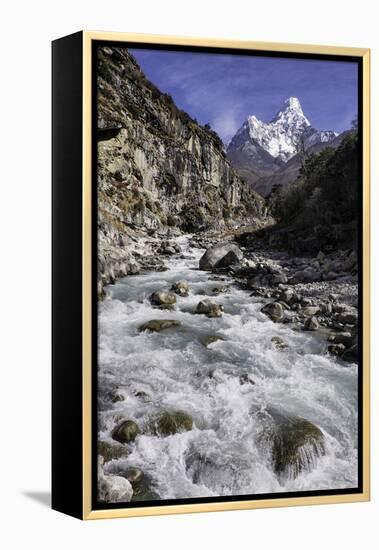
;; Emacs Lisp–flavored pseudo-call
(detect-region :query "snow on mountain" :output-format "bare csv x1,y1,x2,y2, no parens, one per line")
229,97,338,163
226,97,341,196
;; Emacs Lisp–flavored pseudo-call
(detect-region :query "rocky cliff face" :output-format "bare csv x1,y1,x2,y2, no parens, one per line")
97,46,265,294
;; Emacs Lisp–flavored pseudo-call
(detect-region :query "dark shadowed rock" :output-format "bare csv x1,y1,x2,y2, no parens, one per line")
342,344,358,363
199,242,243,271
239,373,255,385
214,250,242,269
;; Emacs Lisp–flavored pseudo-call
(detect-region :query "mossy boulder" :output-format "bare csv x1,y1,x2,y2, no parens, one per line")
149,410,193,436
112,419,140,444
258,409,325,480
98,440,128,462
139,319,181,332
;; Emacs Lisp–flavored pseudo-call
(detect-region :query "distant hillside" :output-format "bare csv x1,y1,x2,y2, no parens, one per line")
264,131,359,254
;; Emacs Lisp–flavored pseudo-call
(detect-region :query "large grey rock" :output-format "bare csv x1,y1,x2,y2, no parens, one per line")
98,457,133,503
304,316,319,331
199,242,243,271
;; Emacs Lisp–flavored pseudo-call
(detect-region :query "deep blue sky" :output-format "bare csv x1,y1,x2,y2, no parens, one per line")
130,48,358,144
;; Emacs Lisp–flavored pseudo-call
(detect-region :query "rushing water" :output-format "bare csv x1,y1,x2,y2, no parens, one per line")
98,235,358,499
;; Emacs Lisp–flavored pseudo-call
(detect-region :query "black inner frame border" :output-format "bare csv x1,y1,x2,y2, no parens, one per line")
91,39,364,511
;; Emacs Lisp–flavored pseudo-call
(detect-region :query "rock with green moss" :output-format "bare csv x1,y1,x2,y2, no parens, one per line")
257,409,325,480
149,410,193,436
112,419,140,444
98,440,128,462
139,319,181,332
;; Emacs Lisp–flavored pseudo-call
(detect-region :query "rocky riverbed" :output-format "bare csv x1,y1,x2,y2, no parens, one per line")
97,234,358,503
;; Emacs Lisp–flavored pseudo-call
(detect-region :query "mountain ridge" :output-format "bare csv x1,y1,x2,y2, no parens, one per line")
227,97,339,196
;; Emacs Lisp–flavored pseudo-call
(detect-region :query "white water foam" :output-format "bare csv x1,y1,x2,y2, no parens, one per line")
98,236,358,500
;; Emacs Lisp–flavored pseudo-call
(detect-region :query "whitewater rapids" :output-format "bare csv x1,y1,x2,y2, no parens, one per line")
98,236,358,499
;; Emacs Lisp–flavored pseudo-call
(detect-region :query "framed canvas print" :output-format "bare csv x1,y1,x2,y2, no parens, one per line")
52,31,370,520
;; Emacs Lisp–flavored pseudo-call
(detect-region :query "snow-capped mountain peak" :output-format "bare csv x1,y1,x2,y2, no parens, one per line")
271,96,311,127
228,97,338,163
243,97,312,161
227,97,341,196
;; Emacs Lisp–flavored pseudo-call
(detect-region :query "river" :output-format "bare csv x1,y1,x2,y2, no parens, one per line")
98,235,358,500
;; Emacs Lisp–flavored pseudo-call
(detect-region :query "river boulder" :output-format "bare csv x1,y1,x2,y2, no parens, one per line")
98,440,128,462
342,343,359,363
98,457,133,503
150,291,176,307
139,319,181,332
112,419,140,444
257,409,326,480
304,316,319,331
261,302,284,323
196,299,224,318
171,281,189,297
199,242,243,271
149,410,193,436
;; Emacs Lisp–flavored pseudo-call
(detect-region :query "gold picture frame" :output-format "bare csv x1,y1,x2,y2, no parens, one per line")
52,31,370,520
